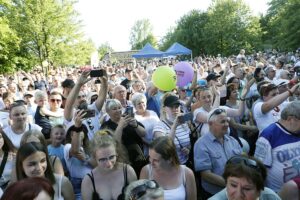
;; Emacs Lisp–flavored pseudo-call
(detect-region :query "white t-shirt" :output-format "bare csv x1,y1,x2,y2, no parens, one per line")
3,123,42,148
253,101,287,133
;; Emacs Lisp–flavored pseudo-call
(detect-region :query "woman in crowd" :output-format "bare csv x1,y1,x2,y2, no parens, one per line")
15,142,74,200
101,99,146,176
131,93,160,156
209,155,280,200
81,130,137,200
0,131,16,190
193,79,253,138
1,177,54,200
153,93,192,165
20,129,65,175
140,136,197,200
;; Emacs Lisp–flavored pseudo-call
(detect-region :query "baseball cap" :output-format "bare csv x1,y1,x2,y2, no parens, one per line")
163,95,180,107
206,73,221,82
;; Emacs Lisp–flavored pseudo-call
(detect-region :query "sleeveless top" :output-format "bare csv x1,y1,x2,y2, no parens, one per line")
87,164,129,200
147,164,186,200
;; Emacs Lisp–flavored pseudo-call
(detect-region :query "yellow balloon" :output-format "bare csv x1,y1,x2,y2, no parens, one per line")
152,66,177,91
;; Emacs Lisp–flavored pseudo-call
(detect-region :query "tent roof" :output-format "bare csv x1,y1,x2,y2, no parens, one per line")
132,43,164,58
165,42,192,56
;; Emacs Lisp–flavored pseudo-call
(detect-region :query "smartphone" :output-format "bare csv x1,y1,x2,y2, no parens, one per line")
90,69,106,77
125,106,134,117
82,109,95,118
178,112,193,123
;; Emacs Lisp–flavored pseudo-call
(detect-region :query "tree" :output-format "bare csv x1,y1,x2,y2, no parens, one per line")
160,10,208,56
98,42,114,60
264,0,300,50
0,0,22,73
3,0,95,73
203,0,262,55
129,19,157,50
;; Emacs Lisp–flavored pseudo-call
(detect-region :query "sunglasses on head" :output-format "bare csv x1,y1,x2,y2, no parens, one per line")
208,108,226,120
227,155,261,172
129,180,159,200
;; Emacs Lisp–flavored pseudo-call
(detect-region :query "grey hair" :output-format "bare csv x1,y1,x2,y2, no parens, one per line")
281,101,300,120
105,99,122,113
131,93,147,107
34,90,47,101
124,179,164,200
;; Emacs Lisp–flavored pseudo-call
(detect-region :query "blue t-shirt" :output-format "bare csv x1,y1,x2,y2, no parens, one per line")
48,144,67,173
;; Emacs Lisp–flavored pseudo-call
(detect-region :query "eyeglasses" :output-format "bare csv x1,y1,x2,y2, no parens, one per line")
129,180,159,200
98,155,117,163
227,155,261,172
50,99,62,103
208,108,226,120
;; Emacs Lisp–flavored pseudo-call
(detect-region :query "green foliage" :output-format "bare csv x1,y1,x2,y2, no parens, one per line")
129,19,157,50
160,0,262,56
1,0,95,73
264,0,300,50
98,42,114,60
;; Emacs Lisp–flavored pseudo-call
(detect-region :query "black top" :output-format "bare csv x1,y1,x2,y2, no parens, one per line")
101,119,147,176
34,106,52,139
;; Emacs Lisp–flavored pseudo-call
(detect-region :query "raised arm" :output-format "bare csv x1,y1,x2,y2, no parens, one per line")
94,74,108,112
64,70,92,121
261,83,300,114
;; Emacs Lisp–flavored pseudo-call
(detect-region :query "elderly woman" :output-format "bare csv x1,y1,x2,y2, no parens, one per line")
101,99,146,176
140,136,197,200
209,155,280,200
131,93,160,156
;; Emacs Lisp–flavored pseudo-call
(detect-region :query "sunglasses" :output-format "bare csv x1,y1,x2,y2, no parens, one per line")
227,155,261,172
50,99,62,103
129,180,159,200
208,108,226,120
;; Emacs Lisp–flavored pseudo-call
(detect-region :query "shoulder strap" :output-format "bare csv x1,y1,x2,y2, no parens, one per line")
181,165,186,187
0,151,8,177
52,156,58,168
162,120,171,129
58,175,63,199
28,123,32,131
123,164,128,186
87,171,97,193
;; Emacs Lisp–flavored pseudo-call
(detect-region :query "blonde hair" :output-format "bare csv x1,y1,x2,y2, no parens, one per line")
34,90,47,101
90,130,128,163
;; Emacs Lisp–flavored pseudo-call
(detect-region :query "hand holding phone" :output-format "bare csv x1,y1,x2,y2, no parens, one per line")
82,109,95,119
90,69,107,77
125,106,134,117
178,112,193,124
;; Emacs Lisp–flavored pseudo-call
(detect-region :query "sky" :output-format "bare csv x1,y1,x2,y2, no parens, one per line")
75,0,270,52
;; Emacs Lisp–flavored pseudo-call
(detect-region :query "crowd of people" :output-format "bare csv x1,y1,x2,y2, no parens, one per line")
0,49,300,199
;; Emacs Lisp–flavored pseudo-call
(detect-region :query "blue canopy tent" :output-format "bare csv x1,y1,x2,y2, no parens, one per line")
132,43,164,58
164,42,192,60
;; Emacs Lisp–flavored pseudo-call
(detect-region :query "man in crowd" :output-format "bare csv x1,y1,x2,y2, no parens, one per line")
194,108,242,198
255,101,300,192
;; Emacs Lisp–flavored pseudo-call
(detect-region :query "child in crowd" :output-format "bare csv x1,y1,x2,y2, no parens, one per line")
34,90,63,139
47,124,68,175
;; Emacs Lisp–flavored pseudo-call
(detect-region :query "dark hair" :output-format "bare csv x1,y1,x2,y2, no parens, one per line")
61,79,75,88
225,83,238,100
223,155,267,191
1,177,54,200
149,136,180,167
16,142,55,184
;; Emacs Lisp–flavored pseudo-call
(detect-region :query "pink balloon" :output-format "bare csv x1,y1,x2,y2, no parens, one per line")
174,62,194,87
